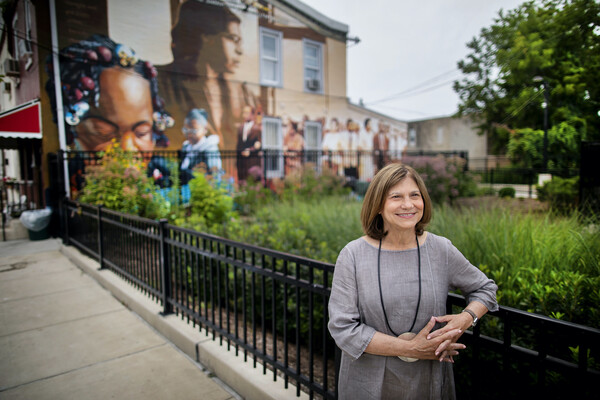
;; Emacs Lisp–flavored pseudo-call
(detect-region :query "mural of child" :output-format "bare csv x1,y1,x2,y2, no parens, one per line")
322,117,343,173
45,34,173,153
45,34,174,194
180,108,223,184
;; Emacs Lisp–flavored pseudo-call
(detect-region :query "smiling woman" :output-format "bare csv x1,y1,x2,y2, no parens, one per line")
328,162,499,399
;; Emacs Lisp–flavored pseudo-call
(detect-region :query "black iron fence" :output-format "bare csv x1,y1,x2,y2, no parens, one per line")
49,149,469,194
60,198,599,399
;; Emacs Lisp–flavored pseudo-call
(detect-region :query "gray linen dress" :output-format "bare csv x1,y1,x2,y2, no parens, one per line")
328,233,499,400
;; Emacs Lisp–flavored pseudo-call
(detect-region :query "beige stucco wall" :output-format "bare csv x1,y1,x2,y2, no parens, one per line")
408,115,487,159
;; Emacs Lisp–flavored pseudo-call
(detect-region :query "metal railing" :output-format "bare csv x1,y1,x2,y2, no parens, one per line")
1,179,38,240
60,198,599,399
50,149,469,192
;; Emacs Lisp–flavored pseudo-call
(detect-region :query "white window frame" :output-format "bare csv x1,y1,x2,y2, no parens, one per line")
303,121,322,167
409,128,417,147
259,27,283,87
302,39,323,94
261,116,284,178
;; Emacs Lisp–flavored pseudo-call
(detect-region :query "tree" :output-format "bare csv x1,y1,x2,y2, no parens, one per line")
454,0,600,164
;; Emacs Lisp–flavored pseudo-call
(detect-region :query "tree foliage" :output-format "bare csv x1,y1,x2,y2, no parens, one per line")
454,0,600,163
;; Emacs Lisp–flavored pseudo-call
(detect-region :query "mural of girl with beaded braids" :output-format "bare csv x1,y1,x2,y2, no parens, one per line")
45,34,174,153
45,34,175,192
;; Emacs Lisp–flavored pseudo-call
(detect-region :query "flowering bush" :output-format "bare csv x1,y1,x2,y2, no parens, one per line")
78,141,169,219
402,155,477,203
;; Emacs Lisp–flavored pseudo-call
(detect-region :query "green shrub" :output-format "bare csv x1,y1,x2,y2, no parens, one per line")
430,204,600,327
498,187,516,198
477,186,496,196
78,142,169,219
233,175,275,215
536,176,579,213
272,165,349,202
176,172,236,232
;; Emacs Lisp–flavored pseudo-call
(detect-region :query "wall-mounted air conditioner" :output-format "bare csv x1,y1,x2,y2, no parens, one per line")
4,59,20,77
306,79,320,91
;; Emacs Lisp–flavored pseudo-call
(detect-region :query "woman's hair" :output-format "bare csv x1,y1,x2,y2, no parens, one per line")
170,0,241,73
44,34,172,147
361,163,432,239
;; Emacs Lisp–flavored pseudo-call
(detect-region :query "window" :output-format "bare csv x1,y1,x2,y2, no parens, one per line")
303,39,323,93
409,128,417,147
260,27,282,87
262,117,283,178
437,127,444,144
303,121,322,166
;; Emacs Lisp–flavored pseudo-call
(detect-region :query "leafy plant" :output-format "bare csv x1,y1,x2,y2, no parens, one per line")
78,141,168,219
498,187,516,198
176,172,236,232
536,175,579,213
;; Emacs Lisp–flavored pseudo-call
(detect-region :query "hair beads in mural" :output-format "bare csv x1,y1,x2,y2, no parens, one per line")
45,34,175,194
45,34,173,152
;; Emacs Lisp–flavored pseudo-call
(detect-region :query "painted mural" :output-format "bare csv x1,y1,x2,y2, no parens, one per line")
45,0,408,189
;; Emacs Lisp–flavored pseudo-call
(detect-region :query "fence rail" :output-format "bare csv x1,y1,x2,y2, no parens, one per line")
61,198,599,399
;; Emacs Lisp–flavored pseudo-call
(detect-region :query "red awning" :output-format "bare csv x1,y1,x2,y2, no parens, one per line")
0,100,42,139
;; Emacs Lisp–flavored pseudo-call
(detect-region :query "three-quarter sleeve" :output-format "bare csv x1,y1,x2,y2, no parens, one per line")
328,246,376,360
446,238,499,313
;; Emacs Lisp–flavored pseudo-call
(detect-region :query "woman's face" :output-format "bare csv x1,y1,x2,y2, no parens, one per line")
381,177,424,234
75,67,154,152
203,21,242,74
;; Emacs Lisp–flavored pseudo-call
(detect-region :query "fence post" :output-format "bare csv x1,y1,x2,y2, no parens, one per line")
61,197,70,246
97,205,104,269
159,218,173,315
262,150,268,188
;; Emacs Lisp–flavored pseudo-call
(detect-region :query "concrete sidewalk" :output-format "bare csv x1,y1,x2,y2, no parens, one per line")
0,238,239,400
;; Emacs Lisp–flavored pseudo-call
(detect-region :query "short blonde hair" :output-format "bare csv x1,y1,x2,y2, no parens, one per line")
361,163,432,239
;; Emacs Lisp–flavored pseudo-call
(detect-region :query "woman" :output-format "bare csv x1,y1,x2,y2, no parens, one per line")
158,0,258,152
180,108,222,184
328,163,498,399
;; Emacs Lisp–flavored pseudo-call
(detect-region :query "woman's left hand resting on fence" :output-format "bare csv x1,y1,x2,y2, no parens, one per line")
365,316,466,362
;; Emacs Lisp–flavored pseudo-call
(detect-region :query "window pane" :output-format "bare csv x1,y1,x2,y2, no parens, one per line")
263,35,277,58
262,59,277,81
265,121,279,146
304,45,318,67
305,68,319,80
305,125,319,148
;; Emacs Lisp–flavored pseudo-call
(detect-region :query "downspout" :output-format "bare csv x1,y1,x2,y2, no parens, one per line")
49,0,70,198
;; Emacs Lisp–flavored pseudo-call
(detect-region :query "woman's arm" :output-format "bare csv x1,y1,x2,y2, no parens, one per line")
365,316,465,361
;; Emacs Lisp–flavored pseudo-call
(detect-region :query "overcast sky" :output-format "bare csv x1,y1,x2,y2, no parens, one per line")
300,0,525,122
